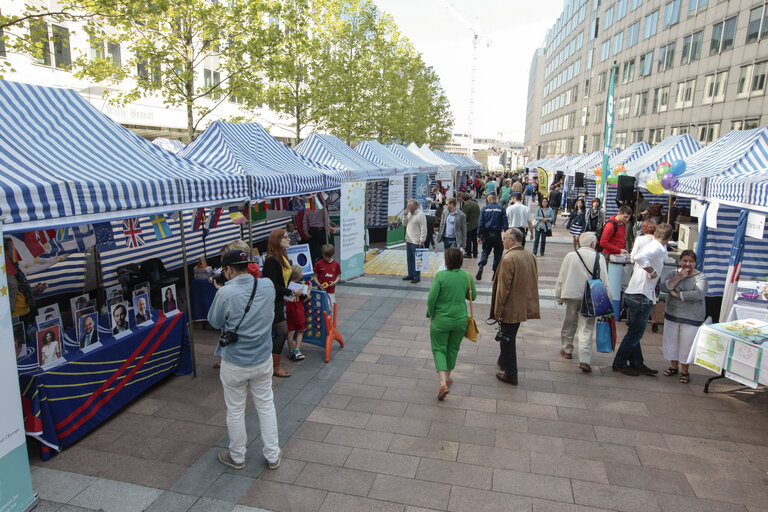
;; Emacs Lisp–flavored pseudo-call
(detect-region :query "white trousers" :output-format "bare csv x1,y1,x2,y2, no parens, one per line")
219,357,279,464
560,299,597,364
663,318,699,362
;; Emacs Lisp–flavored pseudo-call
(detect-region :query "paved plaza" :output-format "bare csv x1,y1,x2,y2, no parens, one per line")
26,218,768,512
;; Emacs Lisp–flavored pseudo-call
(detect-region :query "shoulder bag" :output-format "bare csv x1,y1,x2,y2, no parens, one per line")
575,251,612,317
218,278,258,347
464,271,478,342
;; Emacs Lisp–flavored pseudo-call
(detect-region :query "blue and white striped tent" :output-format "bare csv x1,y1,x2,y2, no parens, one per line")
152,137,186,154
677,128,768,203
435,150,471,171
383,143,438,174
454,153,481,170
354,141,413,173
580,149,622,180
294,133,396,181
180,121,344,199
413,143,455,172
609,142,651,169
627,134,702,186
562,153,589,176
0,81,250,233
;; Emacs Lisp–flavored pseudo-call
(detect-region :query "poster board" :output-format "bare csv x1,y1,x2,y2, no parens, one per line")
287,244,313,276
538,167,549,195
387,176,405,247
339,181,365,279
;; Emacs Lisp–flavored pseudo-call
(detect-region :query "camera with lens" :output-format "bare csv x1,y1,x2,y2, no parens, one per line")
218,331,238,347
495,329,511,344
214,272,227,286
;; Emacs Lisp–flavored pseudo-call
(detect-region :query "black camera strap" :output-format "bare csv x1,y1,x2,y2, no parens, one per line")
232,278,258,335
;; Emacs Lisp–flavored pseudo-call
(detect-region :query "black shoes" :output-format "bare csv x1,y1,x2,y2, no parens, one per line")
403,276,413,280
476,266,483,280
612,366,640,376
496,372,518,385
411,279,420,284
638,364,658,375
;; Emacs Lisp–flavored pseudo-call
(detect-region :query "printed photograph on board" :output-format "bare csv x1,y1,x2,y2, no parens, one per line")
111,301,131,338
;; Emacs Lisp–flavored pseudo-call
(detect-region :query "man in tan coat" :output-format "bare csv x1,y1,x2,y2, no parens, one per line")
490,228,540,385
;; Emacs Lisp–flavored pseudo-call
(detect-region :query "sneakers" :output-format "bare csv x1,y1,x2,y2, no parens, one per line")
638,364,658,375
612,365,640,376
268,449,282,470
293,350,305,361
218,450,245,470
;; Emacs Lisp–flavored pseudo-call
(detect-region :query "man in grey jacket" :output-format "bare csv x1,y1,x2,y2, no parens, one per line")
437,197,467,251
402,199,427,284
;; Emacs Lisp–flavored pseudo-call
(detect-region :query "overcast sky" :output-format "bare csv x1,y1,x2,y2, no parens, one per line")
373,0,564,142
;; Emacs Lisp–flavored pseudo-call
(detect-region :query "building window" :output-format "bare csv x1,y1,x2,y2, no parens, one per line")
657,42,675,72
688,0,708,17
51,25,71,69
594,103,604,125
753,61,767,95
710,16,737,55
639,51,654,76
89,38,121,67
698,122,720,144
591,134,603,152
652,85,670,113
615,132,628,148
674,78,695,108
746,5,768,43
643,10,659,39
631,0,643,11
204,68,222,99
616,0,627,20
649,128,665,144
597,72,607,92
617,96,631,119
630,129,644,143
626,22,640,48
29,21,51,66
737,64,753,98
90,36,104,60
702,71,727,104
137,57,161,86
680,30,702,64
622,58,635,83
632,91,649,116
605,6,614,28
107,42,121,67
612,33,624,55
601,40,610,62
663,0,681,28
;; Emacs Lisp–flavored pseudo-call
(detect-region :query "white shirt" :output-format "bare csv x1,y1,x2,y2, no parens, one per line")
625,238,667,300
506,202,530,228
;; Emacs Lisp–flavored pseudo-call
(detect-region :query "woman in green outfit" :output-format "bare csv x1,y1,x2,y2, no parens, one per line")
500,178,512,207
427,248,478,400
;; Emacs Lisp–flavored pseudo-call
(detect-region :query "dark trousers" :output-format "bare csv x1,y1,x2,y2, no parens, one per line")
497,322,520,380
272,320,288,354
478,232,503,273
516,227,528,248
475,187,482,198
613,294,653,368
309,227,326,263
466,229,478,257
532,229,547,255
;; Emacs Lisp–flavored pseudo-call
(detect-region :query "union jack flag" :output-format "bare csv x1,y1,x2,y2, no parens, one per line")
122,218,145,248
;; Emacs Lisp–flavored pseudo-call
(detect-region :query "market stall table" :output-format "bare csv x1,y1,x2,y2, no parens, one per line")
189,278,217,322
18,311,192,460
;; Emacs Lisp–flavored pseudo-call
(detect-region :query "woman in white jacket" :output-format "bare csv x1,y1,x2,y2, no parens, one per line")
555,232,611,372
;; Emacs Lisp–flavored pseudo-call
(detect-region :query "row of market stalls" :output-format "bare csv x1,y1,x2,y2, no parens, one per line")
528,127,768,320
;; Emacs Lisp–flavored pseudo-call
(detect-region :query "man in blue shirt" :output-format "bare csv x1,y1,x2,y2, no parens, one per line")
208,250,281,471
476,194,508,280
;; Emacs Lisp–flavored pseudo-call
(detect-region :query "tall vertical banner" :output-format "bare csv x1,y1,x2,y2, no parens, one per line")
387,176,405,247
537,167,549,196
415,173,429,210
340,181,366,279
599,63,617,206
0,225,37,512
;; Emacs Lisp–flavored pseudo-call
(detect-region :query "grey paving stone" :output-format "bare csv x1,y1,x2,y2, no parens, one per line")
492,468,573,502
403,403,467,426
188,497,236,512
530,452,609,483
295,462,376,497
203,474,256,503
363,373,419,389
336,371,368,384
366,414,432,436
169,448,227,496
145,491,199,512
686,475,768,509
329,381,386,399
456,443,530,472
605,463,695,495
634,446,723,477
594,425,669,448
69,478,163,512
292,420,333,442
387,434,459,461
571,480,661,512
555,406,626,428
494,431,566,454
446,485,532,512
231,506,275,512
306,406,370,428
463,410,528,432
415,458,493,490
31,467,98,503
527,390,587,408
532,498,617,511
527,417,596,441
368,474,451,510
57,506,100,512
346,397,408,417
260,458,306,484
323,425,394,451
428,422,496,447
653,492,749,512
282,438,351,466
661,434,748,463
239,479,326,512
319,492,405,512
496,400,558,420
344,447,420,478
30,501,64,512
562,439,641,465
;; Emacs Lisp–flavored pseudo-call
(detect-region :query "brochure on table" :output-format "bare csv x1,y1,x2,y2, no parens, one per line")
691,319,768,388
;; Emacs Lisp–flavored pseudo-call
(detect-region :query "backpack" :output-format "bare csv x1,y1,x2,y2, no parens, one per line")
594,218,619,253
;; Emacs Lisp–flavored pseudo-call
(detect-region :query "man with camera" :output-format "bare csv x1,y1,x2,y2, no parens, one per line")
490,228,540,385
208,250,281,471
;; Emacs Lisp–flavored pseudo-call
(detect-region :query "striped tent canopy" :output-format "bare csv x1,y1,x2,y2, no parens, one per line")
0,81,250,233
355,141,416,174
152,138,186,154
678,128,768,202
541,155,571,172
628,134,702,185
381,143,438,173
562,153,590,176
450,153,481,170
580,149,622,179
294,133,395,181
434,150,471,171
467,154,483,167
411,143,454,172
608,142,652,170
181,121,344,199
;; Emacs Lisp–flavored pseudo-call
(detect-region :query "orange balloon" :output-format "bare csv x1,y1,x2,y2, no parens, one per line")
594,167,602,177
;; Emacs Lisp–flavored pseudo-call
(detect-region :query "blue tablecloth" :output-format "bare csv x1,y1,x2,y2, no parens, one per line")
18,310,192,459
190,279,217,321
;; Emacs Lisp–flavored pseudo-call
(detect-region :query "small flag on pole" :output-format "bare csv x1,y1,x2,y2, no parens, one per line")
149,214,173,239
123,218,145,248
206,208,222,230
229,208,246,225
94,222,116,250
55,227,71,241
245,202,268,221
270,198,288,211
193,208,206,231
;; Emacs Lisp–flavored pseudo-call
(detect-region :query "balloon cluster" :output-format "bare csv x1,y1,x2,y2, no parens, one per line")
593,164,628,187
646,160,685,194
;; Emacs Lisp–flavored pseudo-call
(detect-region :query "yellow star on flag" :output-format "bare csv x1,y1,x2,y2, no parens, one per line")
0,285,7,296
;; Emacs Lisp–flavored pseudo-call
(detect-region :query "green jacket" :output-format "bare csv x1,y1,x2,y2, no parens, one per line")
461,199,480,231
427,269,478,323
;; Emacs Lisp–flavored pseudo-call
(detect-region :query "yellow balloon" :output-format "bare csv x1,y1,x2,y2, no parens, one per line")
646,178,665,195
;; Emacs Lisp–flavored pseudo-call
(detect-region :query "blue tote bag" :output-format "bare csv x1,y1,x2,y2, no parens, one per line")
576,251,612,317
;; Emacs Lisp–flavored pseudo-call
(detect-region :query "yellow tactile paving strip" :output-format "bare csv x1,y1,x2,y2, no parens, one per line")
363,249,444,277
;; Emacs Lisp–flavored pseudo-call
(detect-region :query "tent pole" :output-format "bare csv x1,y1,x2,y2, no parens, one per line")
178,210,198,378
666,195,672,224
248,203,254,254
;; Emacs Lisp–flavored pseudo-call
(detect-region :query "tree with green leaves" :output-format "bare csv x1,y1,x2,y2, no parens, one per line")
73,0,282,142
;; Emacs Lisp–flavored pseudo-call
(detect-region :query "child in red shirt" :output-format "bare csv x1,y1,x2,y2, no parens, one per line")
313,244,341,307
286,265,311,361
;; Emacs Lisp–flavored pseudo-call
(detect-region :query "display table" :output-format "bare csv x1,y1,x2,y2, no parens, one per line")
687,319,768,392
727,303,768,322
189,279,217,321
18,311,192,459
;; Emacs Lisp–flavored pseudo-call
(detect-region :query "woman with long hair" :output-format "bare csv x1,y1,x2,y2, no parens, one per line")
262,229,298,377
532,197,555,256
584,197,605,233
565,198,587,250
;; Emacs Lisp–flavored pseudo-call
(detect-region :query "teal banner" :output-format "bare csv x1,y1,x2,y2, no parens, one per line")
600,63,617,205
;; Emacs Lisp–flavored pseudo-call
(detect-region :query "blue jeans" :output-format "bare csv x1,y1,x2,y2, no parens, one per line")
443,237,457,250
613,294,653,369
532,229,547,255
406,242,420,280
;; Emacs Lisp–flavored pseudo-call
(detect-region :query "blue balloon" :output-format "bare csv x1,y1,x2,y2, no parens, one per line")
670,160,686,177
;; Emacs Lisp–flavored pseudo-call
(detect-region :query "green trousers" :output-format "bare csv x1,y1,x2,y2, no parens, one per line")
430,317,466,372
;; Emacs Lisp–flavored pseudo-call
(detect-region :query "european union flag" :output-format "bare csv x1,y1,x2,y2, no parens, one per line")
94,222,116,250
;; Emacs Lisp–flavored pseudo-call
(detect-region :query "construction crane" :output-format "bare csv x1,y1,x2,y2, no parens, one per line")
441,0,492,157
